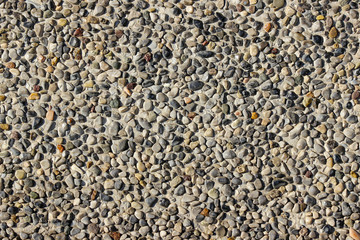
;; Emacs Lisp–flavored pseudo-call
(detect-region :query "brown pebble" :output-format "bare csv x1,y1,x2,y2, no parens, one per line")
5,62,15,68
115,30,123,38
184,97,192,104
109,232,121,240
74,28,83,37
144,53,152,62
352,91,360,100
46,110,55,121
329,27,338,38
11,131,20,140
236,4,244,12
200,208,209,216
264,23,272,32
33,85,41,92
126,82,137,90
350,228,360,240
188,112,196,119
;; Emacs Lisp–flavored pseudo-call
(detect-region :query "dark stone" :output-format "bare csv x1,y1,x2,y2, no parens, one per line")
195,214,205,222
215,12,227,22
172,136,183,146
69,37,80,47
121,18,129,27
173,7,181,16
118,140,129,152
300,68,311,76
312,35,323,45
218,177,229,184
304,195,316,206
240,61,252,71
153,51,162,62
189,81,204,91
7,206,18,214
145,197,157,207
32,117,43,129
162,46,172,59
272,179,288,189
194,19,204,29
159,198,170,207
170,100,181,109
197,51,215,58
342,202,351,216
174,185,185,195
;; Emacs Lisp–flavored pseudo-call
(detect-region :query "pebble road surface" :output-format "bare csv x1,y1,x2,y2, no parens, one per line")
0,0,360,239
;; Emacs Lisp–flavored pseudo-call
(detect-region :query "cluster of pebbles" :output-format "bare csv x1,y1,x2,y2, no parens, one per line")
0,0,360,239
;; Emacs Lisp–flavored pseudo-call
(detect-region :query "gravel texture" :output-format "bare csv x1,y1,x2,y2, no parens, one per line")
0,0,360,239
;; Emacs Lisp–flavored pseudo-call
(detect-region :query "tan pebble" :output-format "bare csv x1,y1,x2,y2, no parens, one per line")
46,66,54,73
5,62,15,68
184,97,192,104
86,16,99,24
303,96,312,107
294,32,305,41
250,45,259,56
37,55,46,63
0,95,5,101
329,27,338,38
315,124,327,134
284,6,296,16
51,57,58,66
28,93,40,100
334,182,344,194
46,110,55,121
83,80,94,88
0,124,9,130
204,128,214,137
58,18,68,26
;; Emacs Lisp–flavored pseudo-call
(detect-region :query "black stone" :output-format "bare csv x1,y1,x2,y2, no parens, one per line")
197,51,215,58
195,214,205,222
272,179,288,189
159,198,170,207
238,30,246,37
196,44,206,52
162,46,172,59
215,12,227,22
240,61,252,71
121,18,129,27
32,117,43,129
172,136,184,146
145,197,157,207
173,7,181,16
194,19,203,29
287,91,298,100
189,81,204,91
7,206,18,214
312,35,323,45
300,68,311,76
118,140,129,151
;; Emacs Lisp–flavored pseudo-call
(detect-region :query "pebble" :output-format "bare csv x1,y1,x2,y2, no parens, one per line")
329,27,338,38
15,170,26,180
273,0,285,8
